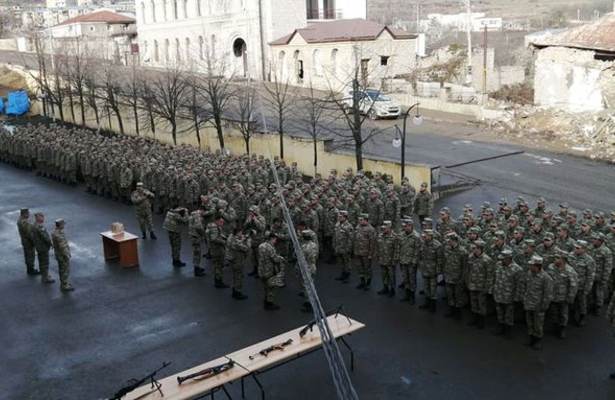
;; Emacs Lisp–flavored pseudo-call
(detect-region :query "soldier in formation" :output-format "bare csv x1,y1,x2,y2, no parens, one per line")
51,219,74,292
17,208,39,276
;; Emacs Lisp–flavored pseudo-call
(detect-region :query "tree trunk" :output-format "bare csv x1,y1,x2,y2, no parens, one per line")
148,103,156,137
67,84,75,123
171,121,177,145
115,106,124,135
278,113,284,159
313,137,318,176
78,90,85,126
354,133,363,171
132,101,140,136
214,113,225,149
245,137,250,155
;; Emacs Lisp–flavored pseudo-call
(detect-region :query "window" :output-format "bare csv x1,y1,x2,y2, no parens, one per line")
198,36,204,60
196,0,201,16
380,56,389,66
278,50,286,80
312,49,322,76
89,26,95,31
162,0,167,21
182,0,188,18
139,1,145,22
154,39,159,61
175,38,181,61
331,48,338,75
173,0,178,19
185,37,190,61
164,38,170,61
150,0,156,22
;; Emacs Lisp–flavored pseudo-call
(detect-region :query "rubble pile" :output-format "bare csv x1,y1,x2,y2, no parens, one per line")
489,107,615,162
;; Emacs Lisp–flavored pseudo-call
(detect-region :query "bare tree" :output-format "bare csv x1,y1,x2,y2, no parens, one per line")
100,64,125,134
64,39,91,126
263,72,294,159
121,59,144,135
83,62,101,127
147,64,190,145
184,72,212,147
234,80,258,155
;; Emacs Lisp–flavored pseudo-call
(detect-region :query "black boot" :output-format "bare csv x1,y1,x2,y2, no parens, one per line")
532,337,542,350
377,287,389,295
388,287,396,298
27,268,41,276
172,260,184,268
335,271,346,281
264,301,280,310
142,231,147,239
593,306,601,316
363,278,371,291
476,315,485,329
493,323,505,336
301,301,312,313
400,289,411,302
150,231,157,240
194,267,205,277
409,291,416,305
557,326,566,339
397,282,405,289
429,299,437,313
214,279,229,289
578,314,587,327
232,290,248,300
356,278,366,290
248,268,258,277
467,313,478,326
419,299,430,310
609,372,615,380
341,272,350,283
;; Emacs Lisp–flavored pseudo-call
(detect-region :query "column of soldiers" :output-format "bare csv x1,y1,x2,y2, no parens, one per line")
16,208,74,292
4,123,615,353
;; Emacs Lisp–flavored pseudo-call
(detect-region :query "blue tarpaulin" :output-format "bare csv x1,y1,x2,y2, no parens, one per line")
0,97,4,114
6,90,30,116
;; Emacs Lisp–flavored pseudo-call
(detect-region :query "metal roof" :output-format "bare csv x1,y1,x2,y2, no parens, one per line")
531,13,615,53
55,10,135,27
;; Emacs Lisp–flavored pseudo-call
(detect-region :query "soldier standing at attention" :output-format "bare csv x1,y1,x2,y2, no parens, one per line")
333,211,354,283
442,232,468,319
493,249,522,336
17,208,40,275
300,230,319,312
606,290,615,379
546,249,579,339
590,232,613,315
163,207,188,268
523,255,554,350
188,209,206,277
466,240,491,328
206,215,229,288
413,182,433,225
225,227,250,300
353,213,376,291
51,219,74,292
131,182,157,240
258,233,285,310
398,218,420,304
418,229,443,313
32,212,55,284
570,240,596,326
376,221,399,297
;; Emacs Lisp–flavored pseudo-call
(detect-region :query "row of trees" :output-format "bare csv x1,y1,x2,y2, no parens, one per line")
29,35,385,171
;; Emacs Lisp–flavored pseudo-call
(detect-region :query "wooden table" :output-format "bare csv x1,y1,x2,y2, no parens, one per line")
100,231,139,268
125,314,365,400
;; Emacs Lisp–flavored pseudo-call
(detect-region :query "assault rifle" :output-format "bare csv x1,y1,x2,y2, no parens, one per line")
110,361,171,400
177,359,235,384
299,305,349,338
248,338,293,360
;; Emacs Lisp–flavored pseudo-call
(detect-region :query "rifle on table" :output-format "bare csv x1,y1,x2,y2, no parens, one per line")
110,361,171,400
299,305,350,338
248,338,293,360
177,359,235,384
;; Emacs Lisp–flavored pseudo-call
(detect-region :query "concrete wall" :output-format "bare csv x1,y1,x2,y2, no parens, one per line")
389,92,505,121
534,46,614,113
0,38,17,51
28,94,431,188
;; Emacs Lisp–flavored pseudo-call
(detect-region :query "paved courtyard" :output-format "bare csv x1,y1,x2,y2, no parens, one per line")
1,162,615,400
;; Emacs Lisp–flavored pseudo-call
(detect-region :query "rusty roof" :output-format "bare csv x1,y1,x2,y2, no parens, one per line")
56,10,135,27
270,19,417,45
531,13,615,53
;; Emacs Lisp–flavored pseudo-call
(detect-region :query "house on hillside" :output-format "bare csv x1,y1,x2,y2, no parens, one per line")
269,19,417,92
529,12,615,112
44,10,137,65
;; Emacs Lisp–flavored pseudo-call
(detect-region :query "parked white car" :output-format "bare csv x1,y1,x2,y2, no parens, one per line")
342,89,401,120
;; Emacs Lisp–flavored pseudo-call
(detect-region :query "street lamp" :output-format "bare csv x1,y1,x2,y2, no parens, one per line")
393,102,422,180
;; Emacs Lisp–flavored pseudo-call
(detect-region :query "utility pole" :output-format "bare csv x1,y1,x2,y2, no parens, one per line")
463,0,473,85
482,25,487,103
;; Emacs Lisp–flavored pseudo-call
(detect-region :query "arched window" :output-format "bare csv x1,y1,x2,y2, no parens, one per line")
162,0,167,21
312,49,322,76
278,50,286,80
143,40,148,60
164,38,170,62
185,37,190,61
175,38,181,62
211,34,216,58
182,0,188,18
154,39,159,62
196,0,202,16
139,1,145,23
198,35,204,60
233,38,247,77
173,0,178,20
150,0,156,23
294,50,303,83
331,48,338,75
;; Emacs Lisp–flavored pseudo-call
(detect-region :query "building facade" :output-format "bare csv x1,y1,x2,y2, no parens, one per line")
136,0,306,79
306,0,366,21
270,19,417,92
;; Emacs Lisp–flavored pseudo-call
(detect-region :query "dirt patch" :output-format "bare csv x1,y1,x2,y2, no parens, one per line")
0,66,28,95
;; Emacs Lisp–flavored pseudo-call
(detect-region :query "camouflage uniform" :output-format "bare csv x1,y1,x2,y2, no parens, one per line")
417,232,443,309
32,221,54,283
17,212,37,274
333,215,354,280
258,240,285,308
442,236,468,311
398,223,420,301
570,245,596,325
225,233,250,294
353,218,377,289
163,208,188,265
523,259,554,343
51,223,73,291
546,258,578,335
188,210,206,275
376,224,399,295
206,221,227,285
493,256,523,329
131,186,155,237
590,236,613,312
467,246,492,320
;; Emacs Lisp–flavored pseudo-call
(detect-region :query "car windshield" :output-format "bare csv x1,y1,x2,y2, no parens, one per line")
366,90,390,102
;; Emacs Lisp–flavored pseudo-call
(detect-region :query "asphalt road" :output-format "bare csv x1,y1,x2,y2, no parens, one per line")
2,162,615,400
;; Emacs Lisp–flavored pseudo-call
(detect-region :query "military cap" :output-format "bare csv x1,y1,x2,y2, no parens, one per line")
469,226,481,234
580,221,590,227
489,221,499,228
423,229,434,235
555,248,569,258
533,219,543,226
529,255,544,265
382,220,392,227
34,212,44,218
481,201,491,208
611,210,615,217
499,197,508,205
508,215,518,222
501,249,513,257
359,213,369,219
558,224,570,231
402,215,413,221
495,230,506,238
446,232,459,240
567,210,577,218
217,199,228,208
574,240,588,248
423,218,433,224
595,211,605,218
559,203,569,209
543,232,555,240
514,227,525,233
339,210,348,216
301,230,313,238
420,182,428,187
583,208,593,215
591,232,605,241
136,182,144,187
524,239,536,246
401,218,413,225
473,239,486,248
20,208,29,215
516,196,525,202
464,204,473,209
248,205,259,213
441,207,451,213
537,197,546,203
55,219,65,227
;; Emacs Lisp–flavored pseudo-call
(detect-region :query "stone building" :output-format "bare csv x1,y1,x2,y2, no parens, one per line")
135,0,306,79
530,12,615,112
269,18,417,92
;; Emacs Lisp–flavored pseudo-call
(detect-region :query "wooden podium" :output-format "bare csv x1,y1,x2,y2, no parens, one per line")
100,231,139,268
